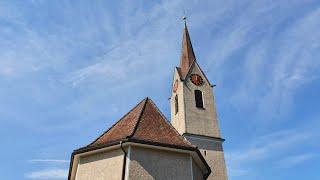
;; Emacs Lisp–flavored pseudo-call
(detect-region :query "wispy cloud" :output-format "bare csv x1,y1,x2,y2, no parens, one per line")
25,168,68,180
28,159,69,164
194,1,320,127
0,1,319,180
65,61,127,87
277,153,318,168
226,128,315,177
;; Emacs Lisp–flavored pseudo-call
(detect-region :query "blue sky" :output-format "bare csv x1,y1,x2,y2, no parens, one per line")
0,0,319,179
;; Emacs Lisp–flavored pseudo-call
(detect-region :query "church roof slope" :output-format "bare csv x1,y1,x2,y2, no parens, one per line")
69,98,211,180
84,97,193,149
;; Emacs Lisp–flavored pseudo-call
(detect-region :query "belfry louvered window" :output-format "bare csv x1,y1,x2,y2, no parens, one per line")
175,95,179,114
195,90,204,108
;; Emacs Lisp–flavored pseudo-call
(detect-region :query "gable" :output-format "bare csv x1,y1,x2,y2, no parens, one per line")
184,61,212,87
88,99,146,147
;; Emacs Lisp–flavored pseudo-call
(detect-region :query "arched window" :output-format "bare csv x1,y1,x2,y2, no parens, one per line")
175,95,179,114
195,90,204,108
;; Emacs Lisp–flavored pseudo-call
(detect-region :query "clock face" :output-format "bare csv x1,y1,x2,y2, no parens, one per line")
190,74,204,86
173,80,179,93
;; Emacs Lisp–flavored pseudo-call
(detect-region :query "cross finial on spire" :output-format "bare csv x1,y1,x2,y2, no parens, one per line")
182,16,187,25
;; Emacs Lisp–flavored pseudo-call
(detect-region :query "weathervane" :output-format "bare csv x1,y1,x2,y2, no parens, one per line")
182,16,187,25
182,16,187,22
182,7,187,25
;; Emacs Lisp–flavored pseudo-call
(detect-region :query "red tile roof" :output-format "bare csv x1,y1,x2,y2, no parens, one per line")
69,98,211,179
87,97,193,148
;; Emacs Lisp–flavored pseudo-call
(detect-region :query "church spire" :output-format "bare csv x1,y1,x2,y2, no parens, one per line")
179,19,196,78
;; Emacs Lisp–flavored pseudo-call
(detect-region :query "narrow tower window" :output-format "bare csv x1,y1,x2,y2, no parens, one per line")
195,90,204,108
175,95,179,114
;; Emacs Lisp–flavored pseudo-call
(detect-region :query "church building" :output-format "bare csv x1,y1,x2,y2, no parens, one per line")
68,22,228,180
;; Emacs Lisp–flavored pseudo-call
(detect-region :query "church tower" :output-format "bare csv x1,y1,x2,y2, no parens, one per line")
171,22,228,180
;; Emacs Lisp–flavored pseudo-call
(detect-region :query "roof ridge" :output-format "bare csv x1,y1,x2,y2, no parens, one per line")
146,99,193,146
87,98,147,147
184,24,196,62
127,97,149,138
194,61,212,86
183,58,196,79
179,24,196,78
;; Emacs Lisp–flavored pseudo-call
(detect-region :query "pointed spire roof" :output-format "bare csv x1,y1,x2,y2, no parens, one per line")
87,98,192,148
179,23,196,79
